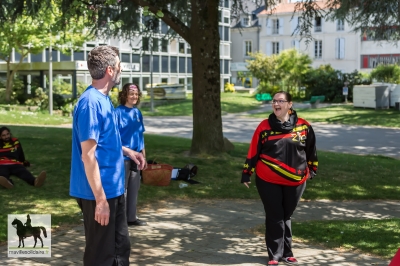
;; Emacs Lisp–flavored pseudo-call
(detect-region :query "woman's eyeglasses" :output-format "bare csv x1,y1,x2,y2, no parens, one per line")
272,100,288,104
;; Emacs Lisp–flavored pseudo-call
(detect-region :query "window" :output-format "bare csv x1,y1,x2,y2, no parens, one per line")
335,38,345,59
162,56,169,73
224,16,230,24
152,55,159,72
161,39,168,52
179,57,185,73
161,21,168,34
60,52,71,61
224,27,230,41
142,55,150,72
161,78,168,83
187,58,192,73
272,19,279,34
314,40,322,58
244,40,252,56
142,37,149,51
272,42,280,54
291,40,300,50
242,17,250,27
170,56,177,73
337,19,345,31
73,50,84,61
224,60,229,74
186,44,191,54
315,17,322,32
121,53,130,63
152,38,159,52
31,52,43,62
179,42,185,53
132,54,140,63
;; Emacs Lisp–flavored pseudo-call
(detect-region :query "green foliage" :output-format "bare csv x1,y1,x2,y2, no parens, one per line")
301,65,369,102
276,49,312,96
109,87,120,107
224,83,235,93
370,64,400,84
24,87,49,111
246,52,280,88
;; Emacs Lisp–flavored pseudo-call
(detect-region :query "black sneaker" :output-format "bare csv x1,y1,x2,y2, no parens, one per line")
282,257,298,264
0,176,13,189
128,219,147,226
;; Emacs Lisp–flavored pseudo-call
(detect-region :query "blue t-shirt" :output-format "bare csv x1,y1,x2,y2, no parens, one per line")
115,105,145,161
70,86,125,200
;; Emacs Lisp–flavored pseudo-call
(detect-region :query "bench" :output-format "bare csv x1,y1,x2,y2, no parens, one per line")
255,93,272,102
309,95,325,108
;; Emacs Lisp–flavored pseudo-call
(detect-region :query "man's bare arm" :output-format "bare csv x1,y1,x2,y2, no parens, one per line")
81,139,110,226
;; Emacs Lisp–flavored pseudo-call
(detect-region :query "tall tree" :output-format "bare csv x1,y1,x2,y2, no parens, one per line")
3,0,398,154
0,1,89,102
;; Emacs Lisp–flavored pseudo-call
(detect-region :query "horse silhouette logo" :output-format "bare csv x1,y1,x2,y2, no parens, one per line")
8,214,51,258
11,215,47,248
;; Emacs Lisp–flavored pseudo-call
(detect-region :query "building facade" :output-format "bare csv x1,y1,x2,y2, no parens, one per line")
0,1,232,96
231,0,400,88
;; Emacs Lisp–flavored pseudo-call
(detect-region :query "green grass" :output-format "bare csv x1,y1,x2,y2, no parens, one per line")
0,109,72,125
254,219,400,259
1,126,400,259
140,92,261,116
250,105,400,128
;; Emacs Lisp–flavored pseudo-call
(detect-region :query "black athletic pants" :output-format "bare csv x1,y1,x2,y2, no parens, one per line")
0,164,35,185
77,195,131,266
256,176,306,261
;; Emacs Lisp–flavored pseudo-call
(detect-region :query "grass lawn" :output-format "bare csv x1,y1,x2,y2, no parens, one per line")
0,109,72,125
140,92,261,116
1,125,400,259
253,219,400,259
250,105,400,128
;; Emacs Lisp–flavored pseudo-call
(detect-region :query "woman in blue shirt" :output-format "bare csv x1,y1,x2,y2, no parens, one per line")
116,83,147,226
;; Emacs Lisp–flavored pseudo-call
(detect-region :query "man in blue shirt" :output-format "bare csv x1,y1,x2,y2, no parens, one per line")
70,45,145,266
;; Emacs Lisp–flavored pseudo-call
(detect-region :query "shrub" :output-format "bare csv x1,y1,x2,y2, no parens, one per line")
224,83,235,93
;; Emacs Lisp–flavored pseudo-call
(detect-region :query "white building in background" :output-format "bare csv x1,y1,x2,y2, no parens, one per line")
258,0,360,74
230,2,265,88
230,0,400,88
0,1,232,96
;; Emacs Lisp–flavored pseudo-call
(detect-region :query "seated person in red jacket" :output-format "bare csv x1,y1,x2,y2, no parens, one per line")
0,126,46,189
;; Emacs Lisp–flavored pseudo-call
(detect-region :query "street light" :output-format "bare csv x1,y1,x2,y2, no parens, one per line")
343,81,349,104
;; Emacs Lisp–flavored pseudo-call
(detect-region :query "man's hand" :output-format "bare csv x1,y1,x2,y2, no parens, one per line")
95,199,110,226
122,147,145,170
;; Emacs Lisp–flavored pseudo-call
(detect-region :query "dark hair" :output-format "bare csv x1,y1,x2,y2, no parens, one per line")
0,126,11,136
87,45,120,80
274,91,292,102
118,83,142,106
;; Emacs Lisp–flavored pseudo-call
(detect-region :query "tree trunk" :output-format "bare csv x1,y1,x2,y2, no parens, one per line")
188,1,224,155
5,60,14,103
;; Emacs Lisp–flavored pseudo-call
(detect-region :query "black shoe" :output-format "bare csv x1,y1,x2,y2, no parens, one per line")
127,219,147,226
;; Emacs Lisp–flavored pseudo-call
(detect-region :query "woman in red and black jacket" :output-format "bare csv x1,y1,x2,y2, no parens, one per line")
242,91,318,265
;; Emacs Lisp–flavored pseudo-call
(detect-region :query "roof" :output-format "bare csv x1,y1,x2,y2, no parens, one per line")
258,0,329,15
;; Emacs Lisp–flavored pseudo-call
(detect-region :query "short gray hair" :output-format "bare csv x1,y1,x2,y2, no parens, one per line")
87,45,120,80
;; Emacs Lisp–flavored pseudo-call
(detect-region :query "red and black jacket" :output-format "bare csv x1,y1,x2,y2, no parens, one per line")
0,137,26,165
242,112,318,186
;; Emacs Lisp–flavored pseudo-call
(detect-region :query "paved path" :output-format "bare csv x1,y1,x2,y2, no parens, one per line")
1,199,396,265
1,104,399,265
144,103,400,159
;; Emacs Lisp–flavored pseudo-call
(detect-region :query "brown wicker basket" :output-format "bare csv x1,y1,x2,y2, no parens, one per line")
142,163,173,186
